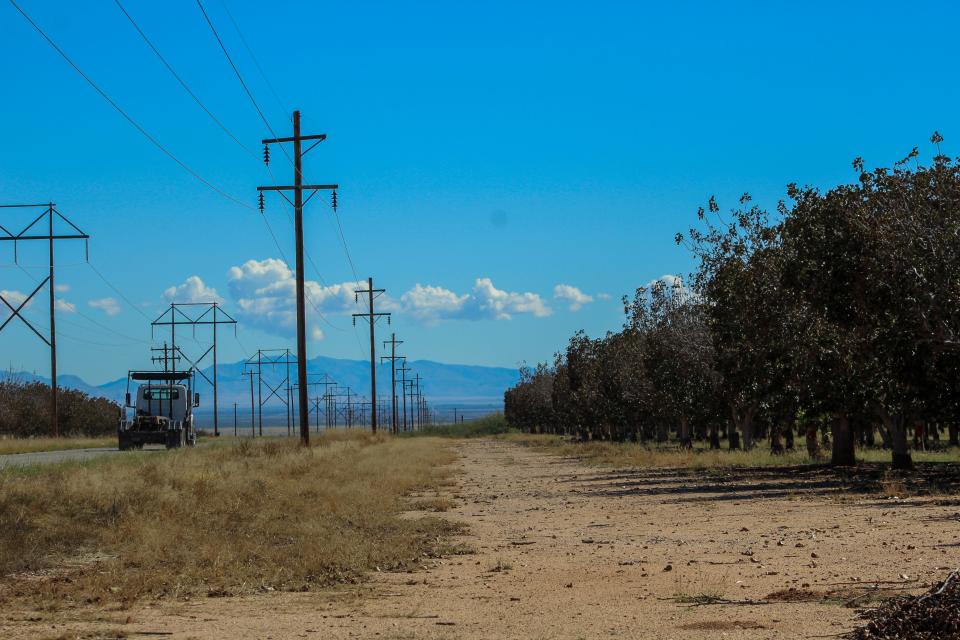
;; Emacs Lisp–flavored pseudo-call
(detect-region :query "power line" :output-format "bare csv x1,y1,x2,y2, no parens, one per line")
191,0,353,339
218,0,289,115
8,0,255,211
195,0,290,167
16,264,150,345
191,2,359,341
113,0,257,159
86,261,152,321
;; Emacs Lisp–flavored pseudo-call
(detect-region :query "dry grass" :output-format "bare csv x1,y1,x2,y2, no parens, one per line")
507,434,960,469
0,431,462,607
505,434,814,468
0,436,116,456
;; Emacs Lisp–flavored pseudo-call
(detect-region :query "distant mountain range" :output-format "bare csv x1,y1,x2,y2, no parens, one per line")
1,356,520,411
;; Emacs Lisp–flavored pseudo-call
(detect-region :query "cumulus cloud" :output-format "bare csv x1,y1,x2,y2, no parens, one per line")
223,259,552,334
54,283,70,293
397,278,551,322
55,299,76,313
89,297,121,316
226,258,355,340
596,292,612,301
163,275,223,304
396,284,469,320
553,284,594,311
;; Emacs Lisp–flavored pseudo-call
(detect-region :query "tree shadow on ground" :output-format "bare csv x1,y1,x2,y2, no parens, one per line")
564,462,960,505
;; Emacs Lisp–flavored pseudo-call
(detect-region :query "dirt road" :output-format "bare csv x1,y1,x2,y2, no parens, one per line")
5,439,958,639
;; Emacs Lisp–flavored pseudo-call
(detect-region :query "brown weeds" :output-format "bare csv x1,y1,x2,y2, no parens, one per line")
0,432,461,607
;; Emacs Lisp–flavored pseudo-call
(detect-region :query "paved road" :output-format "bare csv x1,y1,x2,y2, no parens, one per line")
0,445,164,468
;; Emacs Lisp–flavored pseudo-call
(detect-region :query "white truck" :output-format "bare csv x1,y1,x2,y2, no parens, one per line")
118,371,199,450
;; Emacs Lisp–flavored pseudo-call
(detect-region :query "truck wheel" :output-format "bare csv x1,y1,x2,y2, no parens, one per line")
119,435,131,451
166,430,183,450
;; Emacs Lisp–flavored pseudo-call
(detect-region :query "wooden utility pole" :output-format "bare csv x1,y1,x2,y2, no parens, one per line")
398,362,411,432
0,203,88,437
413,373,423,431
258,110,338,446
352,277,389,433
381,335,404,434
242,370,255,436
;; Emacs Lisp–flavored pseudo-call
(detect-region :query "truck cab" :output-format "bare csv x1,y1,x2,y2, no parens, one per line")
118,371,199,450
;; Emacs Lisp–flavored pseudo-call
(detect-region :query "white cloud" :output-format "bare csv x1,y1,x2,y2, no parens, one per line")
55,299,76,313
54,283,70,293
553,284,594,311
163,275,223,304
224,259,552,333
226,258,350,340
89,297,121,317
647,274,683,289
0,290,30,320
397,278,551,322
596,292,612,301
397,284,469,320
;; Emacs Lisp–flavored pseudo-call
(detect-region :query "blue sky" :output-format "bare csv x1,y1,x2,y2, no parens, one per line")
0,1,956,384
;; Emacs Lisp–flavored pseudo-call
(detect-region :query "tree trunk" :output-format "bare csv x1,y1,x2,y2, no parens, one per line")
741,413,754,450
877,410,913,471
784,421,795,451
805,423,820,458
729,428,741,450
831,413,856,466
678,417,692,449
654,423,666,443
770,424,784,455
709,425,721,450
949,424,959,447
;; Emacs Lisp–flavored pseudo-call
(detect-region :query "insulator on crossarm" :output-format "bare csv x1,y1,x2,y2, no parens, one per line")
331,190,338,212
263,144,270,166
258,192,265,212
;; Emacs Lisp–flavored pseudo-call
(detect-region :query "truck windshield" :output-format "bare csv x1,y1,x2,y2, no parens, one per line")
143,388,180,400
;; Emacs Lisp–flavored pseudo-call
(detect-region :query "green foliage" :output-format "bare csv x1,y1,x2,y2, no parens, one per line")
414,413,515,438
0,380,120,437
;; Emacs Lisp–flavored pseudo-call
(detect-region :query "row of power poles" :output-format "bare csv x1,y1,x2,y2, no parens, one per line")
258,110,433,443
2,111,434,440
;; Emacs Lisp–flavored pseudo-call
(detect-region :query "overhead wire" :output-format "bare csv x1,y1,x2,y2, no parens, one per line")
112,0,257,159
218,0,289,115
13,263,151,346
195,0,293,168
86,261,153,321
193,1,360,340
8,0,256,212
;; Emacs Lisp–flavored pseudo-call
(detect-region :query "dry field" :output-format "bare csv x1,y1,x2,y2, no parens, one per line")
2,436,959,639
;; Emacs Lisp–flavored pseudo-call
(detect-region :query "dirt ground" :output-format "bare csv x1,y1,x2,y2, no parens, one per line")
3,439,959,639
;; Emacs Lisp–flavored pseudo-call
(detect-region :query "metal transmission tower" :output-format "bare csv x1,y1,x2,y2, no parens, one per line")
0,203,89,437
293,372,334,433
257,110,338,446
352,277,390,433
244,349,295,436
380,334,404,434
151,302,237,436
317,375,337,430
